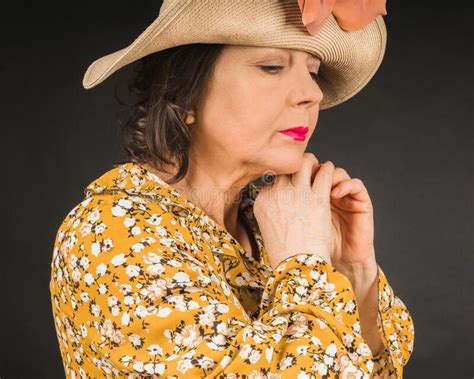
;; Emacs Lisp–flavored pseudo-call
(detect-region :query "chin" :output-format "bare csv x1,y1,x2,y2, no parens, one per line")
265,150,306,175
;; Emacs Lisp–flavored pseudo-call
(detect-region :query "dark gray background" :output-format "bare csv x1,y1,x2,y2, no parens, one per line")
1,1,472,378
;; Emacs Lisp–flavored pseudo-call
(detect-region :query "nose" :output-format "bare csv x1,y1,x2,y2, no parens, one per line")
289,67,324,108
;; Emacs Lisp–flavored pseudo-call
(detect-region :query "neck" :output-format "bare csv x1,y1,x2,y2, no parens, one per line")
142,156,259,239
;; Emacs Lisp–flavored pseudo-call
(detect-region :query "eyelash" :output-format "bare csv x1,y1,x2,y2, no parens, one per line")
258,65,320,81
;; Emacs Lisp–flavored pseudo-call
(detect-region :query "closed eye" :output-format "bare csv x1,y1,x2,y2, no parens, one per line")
258,65,320,82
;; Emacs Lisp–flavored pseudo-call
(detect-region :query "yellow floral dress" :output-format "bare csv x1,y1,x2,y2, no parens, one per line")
49,162,414,378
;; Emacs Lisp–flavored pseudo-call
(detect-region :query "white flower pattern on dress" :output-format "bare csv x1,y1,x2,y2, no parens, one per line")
49,162,415,378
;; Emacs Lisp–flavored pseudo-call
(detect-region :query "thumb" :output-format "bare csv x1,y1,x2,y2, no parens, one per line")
311,161,335,202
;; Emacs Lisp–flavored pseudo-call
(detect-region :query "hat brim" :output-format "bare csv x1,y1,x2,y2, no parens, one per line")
82,0,387,110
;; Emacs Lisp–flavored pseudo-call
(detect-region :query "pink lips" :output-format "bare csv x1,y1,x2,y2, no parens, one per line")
278,126,309,141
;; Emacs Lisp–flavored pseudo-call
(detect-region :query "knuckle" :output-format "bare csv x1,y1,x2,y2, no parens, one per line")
318,161,334,176
304,152,319,163
324,160,335,170
353,177,364,186
335,167,347,176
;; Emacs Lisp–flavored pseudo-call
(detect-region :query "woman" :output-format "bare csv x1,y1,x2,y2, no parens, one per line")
50,1,414,377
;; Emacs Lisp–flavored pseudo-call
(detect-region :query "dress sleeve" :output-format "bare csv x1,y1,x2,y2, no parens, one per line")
370,265,415,378
54,204,413,377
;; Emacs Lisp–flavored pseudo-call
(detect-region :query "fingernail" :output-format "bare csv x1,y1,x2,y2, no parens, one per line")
332,188,340,196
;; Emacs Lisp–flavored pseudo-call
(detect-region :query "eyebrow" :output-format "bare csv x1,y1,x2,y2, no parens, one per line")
254,48,321,64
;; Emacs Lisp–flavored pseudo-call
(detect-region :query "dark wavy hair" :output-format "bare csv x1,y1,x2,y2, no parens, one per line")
114,43,226,185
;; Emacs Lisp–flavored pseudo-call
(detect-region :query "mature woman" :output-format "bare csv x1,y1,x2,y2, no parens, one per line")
50,1,414,377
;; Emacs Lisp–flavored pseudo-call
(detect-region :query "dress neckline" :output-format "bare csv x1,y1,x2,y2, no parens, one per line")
132,162,270,269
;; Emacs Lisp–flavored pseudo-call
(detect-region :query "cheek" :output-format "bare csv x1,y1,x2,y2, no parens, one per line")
204,90,280,143
236,89,283,133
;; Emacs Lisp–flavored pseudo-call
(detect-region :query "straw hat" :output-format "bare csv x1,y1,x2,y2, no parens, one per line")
82,0,387,110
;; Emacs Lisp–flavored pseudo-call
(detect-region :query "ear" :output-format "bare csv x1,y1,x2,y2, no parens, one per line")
185,110,196,125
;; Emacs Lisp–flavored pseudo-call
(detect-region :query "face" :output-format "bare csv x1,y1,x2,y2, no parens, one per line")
188,45,323,178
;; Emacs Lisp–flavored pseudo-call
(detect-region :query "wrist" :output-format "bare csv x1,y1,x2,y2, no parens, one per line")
335,259,378,280
334,259,378,301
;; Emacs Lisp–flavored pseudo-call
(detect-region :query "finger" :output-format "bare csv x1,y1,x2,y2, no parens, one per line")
292,153,319,189
273,173,291,189
330,178,370,203
311,160,336,202
314,165,349,186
